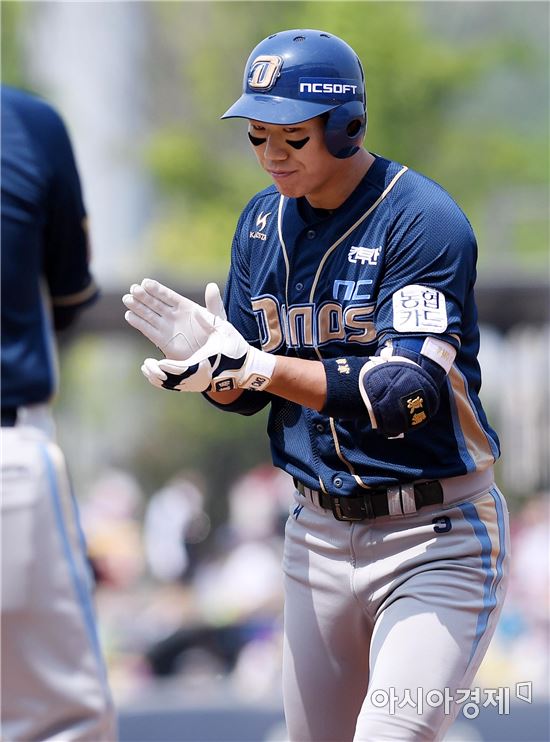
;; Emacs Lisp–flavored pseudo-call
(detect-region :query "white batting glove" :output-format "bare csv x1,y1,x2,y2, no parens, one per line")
125,279,276,391
175,284,276,392
133,282,227,393
122,279,223,360
141,357,213,393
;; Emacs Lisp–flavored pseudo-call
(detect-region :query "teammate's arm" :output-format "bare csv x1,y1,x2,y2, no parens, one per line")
37,101,99,330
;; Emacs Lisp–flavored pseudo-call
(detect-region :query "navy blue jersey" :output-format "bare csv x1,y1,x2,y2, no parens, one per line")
218,155,499,493
1,86,99,409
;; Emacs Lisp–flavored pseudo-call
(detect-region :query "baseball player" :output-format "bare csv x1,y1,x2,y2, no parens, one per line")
1,86,116,740
123,30,510,741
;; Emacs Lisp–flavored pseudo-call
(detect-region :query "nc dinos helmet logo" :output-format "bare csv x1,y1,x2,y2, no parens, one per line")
248,55,283,91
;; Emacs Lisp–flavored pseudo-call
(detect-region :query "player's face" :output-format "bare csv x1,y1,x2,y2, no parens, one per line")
247,117,350,208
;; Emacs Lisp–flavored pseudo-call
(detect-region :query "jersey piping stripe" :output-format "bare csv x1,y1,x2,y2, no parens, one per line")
51,280,98,307
39,278,59,400
327,416,359,483
448,365,495,471
458,489,507,662
446,375,476,471
277,166,409,489
453,363,499,461
277,199,330,496
311,166,408,487
277,195,291,311
308,166,409,306
41,442,112,700
278,188,365,483
462,370,500,461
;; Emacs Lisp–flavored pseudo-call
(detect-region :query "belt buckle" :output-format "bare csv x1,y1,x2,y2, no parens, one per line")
330,495,372,522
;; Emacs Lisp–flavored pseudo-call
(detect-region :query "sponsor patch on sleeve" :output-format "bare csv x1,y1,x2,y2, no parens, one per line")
392,285,448,333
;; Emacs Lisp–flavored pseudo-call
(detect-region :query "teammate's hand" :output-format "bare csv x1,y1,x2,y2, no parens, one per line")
122,279,222,360
141,357,213,393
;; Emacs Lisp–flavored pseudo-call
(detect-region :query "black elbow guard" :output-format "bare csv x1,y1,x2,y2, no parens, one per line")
359,357,444,437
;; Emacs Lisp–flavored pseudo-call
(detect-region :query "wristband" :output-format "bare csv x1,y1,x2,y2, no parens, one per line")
240,347,277,391
321,356,368,418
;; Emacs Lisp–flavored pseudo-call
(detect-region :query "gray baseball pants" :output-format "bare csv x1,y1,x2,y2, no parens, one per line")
1,410,116,741
282,468,510,741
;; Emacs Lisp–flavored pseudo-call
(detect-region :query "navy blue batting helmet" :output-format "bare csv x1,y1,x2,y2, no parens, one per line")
221,29,367,159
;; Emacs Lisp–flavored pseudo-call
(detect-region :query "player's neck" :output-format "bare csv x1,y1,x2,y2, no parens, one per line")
305,149,375,211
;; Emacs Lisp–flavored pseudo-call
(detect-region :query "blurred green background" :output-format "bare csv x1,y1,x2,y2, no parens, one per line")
2,1,549,720
3,0,547,524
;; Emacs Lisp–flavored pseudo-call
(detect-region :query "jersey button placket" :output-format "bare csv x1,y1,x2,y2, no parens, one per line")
306,229,316,240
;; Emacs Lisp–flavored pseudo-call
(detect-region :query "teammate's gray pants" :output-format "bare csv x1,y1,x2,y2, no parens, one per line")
282,469,510,742
1,412,116,741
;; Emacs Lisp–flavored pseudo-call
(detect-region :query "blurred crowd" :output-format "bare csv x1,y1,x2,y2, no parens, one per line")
81,465,290,705
79,468,549,707
475,493,549,698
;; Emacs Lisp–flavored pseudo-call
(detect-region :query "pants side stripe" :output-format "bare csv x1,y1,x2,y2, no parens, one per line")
41,442,112,701
490,488,507,605
458,494,505,662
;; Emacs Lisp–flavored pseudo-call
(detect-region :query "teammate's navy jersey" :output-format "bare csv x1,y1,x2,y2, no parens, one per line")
1,86,98,409
219,154,499,493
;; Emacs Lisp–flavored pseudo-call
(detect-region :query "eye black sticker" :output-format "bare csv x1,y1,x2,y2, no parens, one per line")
287,137,310,150
248,132,266,146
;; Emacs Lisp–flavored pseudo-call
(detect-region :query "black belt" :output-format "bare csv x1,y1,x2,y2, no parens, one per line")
1,408,17,427
293,477,444,522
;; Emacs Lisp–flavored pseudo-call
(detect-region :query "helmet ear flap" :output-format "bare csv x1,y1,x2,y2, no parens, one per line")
324,101,367,159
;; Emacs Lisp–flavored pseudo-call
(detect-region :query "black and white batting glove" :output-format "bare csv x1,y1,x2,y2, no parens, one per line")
124,279,276,392
123,279,222,359
141,357,214,393
179,284,276,392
